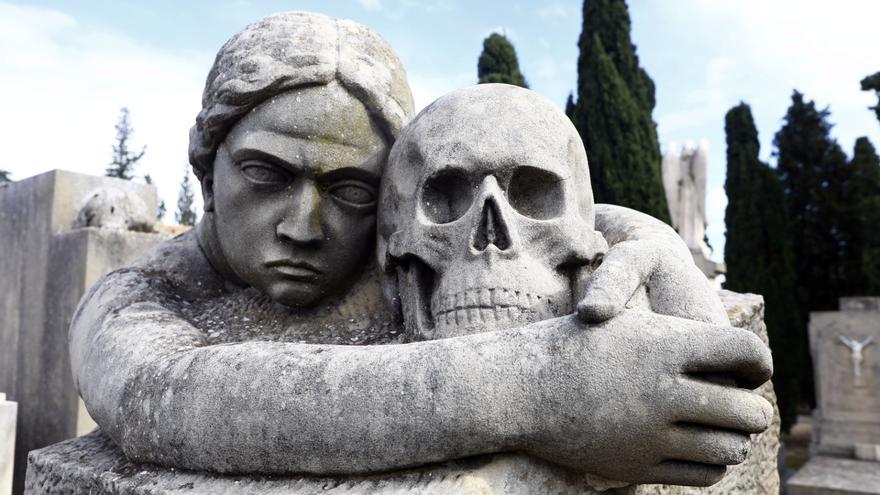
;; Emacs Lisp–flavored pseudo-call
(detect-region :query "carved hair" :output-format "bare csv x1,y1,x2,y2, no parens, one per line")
188,11,415,181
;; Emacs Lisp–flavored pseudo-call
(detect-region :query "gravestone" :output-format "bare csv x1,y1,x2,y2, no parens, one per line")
660,141,724,279
1,394,15,495
786,297,880,495
0,170,170,494
24,14,776,495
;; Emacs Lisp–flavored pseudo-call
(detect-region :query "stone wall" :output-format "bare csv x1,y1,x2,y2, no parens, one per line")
0,171,168,494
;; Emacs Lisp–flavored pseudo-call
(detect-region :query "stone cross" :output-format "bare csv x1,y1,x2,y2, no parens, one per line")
838,335,874,387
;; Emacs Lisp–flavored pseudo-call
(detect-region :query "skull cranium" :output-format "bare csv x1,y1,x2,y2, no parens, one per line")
378,84,606,340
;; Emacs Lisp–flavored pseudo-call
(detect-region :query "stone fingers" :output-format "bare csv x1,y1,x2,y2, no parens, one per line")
577,240,655,323
661,422,753,466
640,461,728,487
681,326,773,390
672,377,773,435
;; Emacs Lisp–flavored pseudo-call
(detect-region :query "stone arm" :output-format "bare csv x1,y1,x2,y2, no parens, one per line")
583,204,728,325
70,267,771,486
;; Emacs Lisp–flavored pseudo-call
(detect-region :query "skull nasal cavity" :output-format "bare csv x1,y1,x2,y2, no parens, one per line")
473,198,511,251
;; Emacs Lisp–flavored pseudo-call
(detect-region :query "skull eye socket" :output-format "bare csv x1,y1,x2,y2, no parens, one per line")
508,166,565,219
421,170,473,224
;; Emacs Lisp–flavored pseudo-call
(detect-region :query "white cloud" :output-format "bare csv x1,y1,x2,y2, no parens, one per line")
0,2,210,220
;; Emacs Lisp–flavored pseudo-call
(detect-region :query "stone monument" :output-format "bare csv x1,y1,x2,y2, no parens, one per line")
1,394,15,495
661,141,724,279
26,12,776,494
787,297,880,494
0,170,170,494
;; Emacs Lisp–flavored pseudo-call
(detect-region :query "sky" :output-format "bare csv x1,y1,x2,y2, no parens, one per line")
1,0,878,264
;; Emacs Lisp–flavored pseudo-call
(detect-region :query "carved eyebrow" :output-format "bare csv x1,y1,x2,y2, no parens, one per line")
230,148,303,174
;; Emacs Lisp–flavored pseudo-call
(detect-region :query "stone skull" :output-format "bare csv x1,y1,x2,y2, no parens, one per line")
378,84,607,340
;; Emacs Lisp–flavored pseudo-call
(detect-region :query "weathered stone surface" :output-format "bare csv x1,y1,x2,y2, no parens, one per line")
633,291,780,495
808,301,880,458
1,394,16,495
786,456,880,495
74,187,154,232
0,170,167,494
29,291,778,494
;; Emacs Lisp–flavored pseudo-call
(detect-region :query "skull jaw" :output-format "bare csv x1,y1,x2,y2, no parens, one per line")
399,254,576,340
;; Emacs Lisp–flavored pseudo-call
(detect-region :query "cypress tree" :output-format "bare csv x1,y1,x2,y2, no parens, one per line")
477,33,528,88
175,168,198,226
723,103,802,431
850,137,880,293
0,170,10,183
861,71,880,124
571,0,670,223
106,107,146,180
774,91,856,405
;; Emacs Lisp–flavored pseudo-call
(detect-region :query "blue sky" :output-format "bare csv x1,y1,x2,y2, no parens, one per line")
2,1,878,265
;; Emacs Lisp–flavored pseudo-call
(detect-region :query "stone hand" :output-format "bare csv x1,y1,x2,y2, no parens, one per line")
524,311,772,486
579,204,728,326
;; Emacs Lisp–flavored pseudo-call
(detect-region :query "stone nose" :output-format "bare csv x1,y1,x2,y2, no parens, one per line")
472,176,512,252
276,180,324,246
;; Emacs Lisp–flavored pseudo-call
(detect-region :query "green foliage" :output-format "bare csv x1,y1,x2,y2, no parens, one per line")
773,91,872,406
477,33,528,88
571,0,670,223
0,169,10,183
723,103,802,432
861,71,880,124
849,137,880,293
175,168,198,226
143,174,167,221
105,107,146,180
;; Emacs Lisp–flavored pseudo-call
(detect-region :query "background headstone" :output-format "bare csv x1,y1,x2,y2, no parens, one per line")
786,297,880,495
0,170,170,494
25,291,780,495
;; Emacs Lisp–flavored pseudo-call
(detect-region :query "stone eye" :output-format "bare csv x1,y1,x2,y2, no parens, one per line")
507,166,565,219
240,161,290,184
327,181,376,206
421,170,473,224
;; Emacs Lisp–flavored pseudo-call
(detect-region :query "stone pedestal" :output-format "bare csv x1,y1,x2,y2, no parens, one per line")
1,394,16,495
24,291,779,494
0,171,170,494
786,456,880,495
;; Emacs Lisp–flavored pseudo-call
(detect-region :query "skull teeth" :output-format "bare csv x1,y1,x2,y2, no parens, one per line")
431,287,571,330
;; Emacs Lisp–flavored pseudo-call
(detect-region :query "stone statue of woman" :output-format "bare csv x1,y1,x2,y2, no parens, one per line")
68,11,771,488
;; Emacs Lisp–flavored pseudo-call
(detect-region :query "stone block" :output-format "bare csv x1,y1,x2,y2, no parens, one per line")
25,291,780,494
786,456,880,495
854,443,880,462
1,394,16,495
0,171,168,494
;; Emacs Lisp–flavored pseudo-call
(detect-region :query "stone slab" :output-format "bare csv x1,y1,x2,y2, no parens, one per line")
25,291,779,494
0,171,167,494
1,394,16,495
787,456,880,495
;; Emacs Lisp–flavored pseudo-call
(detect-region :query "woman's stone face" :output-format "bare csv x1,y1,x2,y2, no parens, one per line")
210,82,387,307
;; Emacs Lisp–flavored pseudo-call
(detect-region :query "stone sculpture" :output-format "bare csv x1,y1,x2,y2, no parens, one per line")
30,11,772,493
660,141,723,279
838,335,874,386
